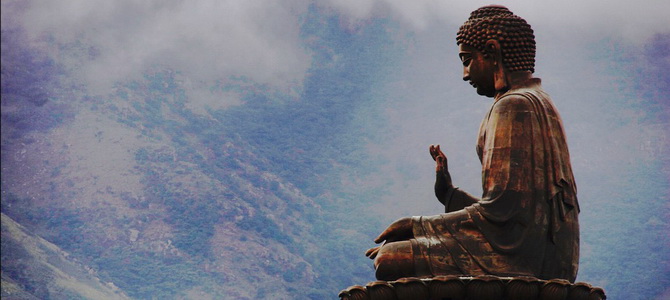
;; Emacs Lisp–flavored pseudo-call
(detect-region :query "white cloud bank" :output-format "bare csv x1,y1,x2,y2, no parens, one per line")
4,0,668,96
326,0,670,44
2,0,312,94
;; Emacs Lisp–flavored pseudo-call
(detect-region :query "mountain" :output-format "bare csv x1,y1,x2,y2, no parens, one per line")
0,62,373,299
0,11,392,299
1,213,130,300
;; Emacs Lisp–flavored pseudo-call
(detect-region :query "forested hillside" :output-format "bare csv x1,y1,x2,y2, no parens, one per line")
1,213,130,299
1,7,396,299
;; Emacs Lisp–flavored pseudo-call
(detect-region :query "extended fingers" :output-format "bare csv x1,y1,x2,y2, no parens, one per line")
374,230,390,244
375,224,400,243
431,145,446,157
365,246,380,259
436,144,445,156
436,146,448,162
376,217,414,243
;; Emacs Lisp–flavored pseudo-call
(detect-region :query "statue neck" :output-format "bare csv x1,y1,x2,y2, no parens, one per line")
494,71,535,100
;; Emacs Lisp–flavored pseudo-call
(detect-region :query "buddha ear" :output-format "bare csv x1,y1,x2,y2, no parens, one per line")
485,39,508,91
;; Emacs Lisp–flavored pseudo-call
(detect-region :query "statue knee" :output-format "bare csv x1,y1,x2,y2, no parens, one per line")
374,241,416,281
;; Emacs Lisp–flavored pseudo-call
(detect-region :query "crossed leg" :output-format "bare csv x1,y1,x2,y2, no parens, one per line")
373,239,432,281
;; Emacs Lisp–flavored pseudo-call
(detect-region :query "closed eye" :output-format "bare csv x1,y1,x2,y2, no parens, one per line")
459,53,472,66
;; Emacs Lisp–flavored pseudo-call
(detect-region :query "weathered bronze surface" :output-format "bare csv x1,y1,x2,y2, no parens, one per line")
366,5,580,283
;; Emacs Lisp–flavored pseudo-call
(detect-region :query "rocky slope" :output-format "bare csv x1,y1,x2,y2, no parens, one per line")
1,13,390,298
1,213,130,300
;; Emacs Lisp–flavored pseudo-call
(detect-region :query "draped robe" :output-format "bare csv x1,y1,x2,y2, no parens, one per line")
411,78,580,281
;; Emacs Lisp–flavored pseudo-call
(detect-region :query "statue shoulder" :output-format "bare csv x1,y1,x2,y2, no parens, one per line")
492,92,535,114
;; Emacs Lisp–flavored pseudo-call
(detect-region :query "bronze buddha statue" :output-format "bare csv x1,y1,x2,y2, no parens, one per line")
366,5,580,283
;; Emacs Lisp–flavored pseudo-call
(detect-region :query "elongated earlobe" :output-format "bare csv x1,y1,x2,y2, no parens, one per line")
493,58,507,91
487,39,508,91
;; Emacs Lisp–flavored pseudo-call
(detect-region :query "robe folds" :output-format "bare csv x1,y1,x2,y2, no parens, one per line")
412,78,580,282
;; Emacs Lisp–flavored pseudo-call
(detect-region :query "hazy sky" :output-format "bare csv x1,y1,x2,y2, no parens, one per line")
5,0,669,93
2,0,669,298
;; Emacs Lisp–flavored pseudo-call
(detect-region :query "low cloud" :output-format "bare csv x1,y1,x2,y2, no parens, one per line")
3,0,312,94
6,0,667,97
324,0,670,44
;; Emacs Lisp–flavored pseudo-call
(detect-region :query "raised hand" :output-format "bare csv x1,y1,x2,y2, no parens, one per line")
429,144,449,173
430,144,453,202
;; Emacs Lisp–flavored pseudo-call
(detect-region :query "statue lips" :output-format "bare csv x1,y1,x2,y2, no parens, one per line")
470,81,487,96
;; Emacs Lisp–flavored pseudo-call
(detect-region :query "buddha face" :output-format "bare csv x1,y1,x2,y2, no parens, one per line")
459,43,496,97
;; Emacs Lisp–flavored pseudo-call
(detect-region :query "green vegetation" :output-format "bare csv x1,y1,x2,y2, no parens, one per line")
93,247,203,299
0,9,399,297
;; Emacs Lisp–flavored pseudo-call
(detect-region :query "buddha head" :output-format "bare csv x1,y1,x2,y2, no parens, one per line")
456,5,536,97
